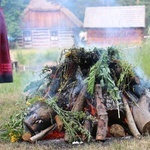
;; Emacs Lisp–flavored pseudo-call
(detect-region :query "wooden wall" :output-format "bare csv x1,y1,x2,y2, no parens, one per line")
19,10,79,48
86,28,144,47
18,28,74,48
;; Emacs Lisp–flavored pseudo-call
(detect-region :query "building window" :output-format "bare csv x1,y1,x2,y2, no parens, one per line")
23,31,32,42
50,30,58,41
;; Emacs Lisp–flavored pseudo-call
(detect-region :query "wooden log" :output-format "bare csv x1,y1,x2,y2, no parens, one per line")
24,101,56,133
130,76,140,85
29,124,57,143
71,84,87,111
109,124,125,137
122,94,141,139
95,84,108,141
82,119,91,141
132,94,150,134
22,132,32,141
55,115,63,131
64,131,71,143
64,84,87,142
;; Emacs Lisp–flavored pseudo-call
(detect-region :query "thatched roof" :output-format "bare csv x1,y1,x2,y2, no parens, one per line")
23,0,83,28
84,5,145,28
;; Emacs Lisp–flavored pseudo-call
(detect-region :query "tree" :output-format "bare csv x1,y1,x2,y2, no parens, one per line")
1,0,29,40
139,0,150,32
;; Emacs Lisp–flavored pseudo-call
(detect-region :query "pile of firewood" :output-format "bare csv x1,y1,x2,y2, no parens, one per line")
23,47,150,143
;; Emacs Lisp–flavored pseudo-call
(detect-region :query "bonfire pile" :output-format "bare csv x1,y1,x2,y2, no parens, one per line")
2,47,150,143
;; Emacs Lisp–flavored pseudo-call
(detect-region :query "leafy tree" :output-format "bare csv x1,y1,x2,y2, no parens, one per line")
117,0,136,5
1,0,29,40
139,0,150,32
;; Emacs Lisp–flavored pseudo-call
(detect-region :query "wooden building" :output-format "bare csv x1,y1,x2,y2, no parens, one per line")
18,0,83,48
84,5,145,47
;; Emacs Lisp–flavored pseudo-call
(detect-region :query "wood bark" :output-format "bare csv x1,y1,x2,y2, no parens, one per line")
132,94,150,134
82,119,91,141
55,115,63,131
130,76,140,85
22,132,32,141
64,84,87,142
71,84,87,112
95,84,108,141
109,124,125,137
122,94,141,139
29,124,57,143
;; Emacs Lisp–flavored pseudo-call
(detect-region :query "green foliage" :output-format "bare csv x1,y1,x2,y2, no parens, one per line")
118,0,136,5
15,49,60,65
84,60,100,95
15,51,27,65
0,72,34,94
0,105,27,142
1,0,29,39
46,98,91,143
135,39,150,77
117,60,134,91
85,48,121,102
84,47,136,118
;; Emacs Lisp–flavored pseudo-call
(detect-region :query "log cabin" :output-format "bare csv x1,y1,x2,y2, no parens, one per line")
84,5,145,47
18,0,83,48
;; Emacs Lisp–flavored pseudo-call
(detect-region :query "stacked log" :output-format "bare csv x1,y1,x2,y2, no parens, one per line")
22,47,150,143
95,84,108,141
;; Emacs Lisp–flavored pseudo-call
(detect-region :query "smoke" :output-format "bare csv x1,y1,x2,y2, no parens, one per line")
134,66,150,89
122,46,150,89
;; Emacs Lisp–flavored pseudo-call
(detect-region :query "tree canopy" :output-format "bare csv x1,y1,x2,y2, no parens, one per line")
1,0,150,39
1,0,29,39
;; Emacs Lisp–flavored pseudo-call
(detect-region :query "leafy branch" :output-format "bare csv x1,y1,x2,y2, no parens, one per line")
46,98,91,143
0,107,27,142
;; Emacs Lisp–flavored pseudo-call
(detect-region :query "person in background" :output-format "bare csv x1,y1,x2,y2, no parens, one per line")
0,1,13,83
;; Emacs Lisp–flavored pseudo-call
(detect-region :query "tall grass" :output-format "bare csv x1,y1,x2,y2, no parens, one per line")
12,48,61,65
119,41,150,80
0,72,33,94
135,40,150,78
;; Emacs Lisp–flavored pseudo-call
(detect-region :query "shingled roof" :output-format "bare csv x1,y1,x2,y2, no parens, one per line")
84,5,145,28
23,0,83,28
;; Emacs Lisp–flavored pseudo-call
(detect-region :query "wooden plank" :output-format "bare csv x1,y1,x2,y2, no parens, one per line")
32,39,50,42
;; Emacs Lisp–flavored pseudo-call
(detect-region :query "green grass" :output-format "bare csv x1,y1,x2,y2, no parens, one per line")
11,48,61,65
119,41,150,79
135,40,150,77
0,48,61,128
0,72,34,127
0,72,33,94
